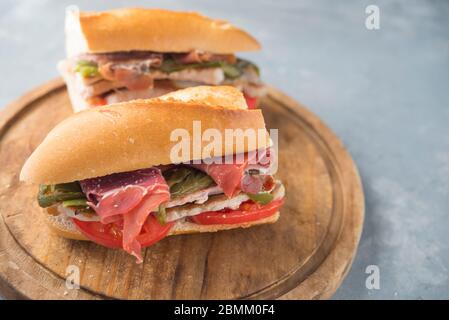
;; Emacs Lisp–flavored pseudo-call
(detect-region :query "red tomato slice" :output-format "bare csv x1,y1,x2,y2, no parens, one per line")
95,97,107,106
244,94,258,109
87,96,107,107
191,198,285,225
135,215,173,247
72,215,173,249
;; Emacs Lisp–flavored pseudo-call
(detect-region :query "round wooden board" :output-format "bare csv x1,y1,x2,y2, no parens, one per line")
0,79,364,300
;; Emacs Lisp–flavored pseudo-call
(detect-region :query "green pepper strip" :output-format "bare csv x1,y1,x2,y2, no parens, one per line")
37,182,86,208
74,60,99,78
156,204,167,225
247,192,274,205
62,198,89,208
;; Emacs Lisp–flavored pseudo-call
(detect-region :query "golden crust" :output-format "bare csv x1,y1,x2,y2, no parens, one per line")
20,86,270,184
66,8,261,56
169,212,280,235
43,210,89,241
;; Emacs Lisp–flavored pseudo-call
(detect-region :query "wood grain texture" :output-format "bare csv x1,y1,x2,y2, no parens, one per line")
0,79,364,300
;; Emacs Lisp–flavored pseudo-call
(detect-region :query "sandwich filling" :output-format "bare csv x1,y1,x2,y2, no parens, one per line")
38,148,284,262
59,50,265,110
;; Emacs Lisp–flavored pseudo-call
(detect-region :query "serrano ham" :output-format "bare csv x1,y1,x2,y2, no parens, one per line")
80,168,169,261
173,50,236,64
191,148,274,197
122,191,169,262
76,51,164,66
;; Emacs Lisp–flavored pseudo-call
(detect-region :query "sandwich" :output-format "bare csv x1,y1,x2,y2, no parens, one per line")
58,7,265,112
20,86,285,262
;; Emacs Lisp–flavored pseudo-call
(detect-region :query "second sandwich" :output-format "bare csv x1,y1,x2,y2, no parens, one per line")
59,8,265,112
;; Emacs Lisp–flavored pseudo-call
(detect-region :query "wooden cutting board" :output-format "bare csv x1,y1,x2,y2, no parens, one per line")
0,79,364,300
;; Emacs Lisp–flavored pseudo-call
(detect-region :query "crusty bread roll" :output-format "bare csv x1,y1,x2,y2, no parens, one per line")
66,7,261,57
20,86,270,184
44,207,280,241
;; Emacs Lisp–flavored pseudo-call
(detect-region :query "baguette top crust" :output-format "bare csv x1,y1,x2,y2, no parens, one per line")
20,86,270,184
66,7,261,57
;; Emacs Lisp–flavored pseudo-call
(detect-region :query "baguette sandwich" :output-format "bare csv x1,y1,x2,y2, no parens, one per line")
20,86,285,262
58,7,265,112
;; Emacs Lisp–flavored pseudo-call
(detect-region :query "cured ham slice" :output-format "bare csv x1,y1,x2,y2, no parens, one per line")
123,191,169,262
173,50,236,64
241,174,274,194
80,168,169,260
76,51,164,67
191,148,274,197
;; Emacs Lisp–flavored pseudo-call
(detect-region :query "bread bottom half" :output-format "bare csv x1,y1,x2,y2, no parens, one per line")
44,208,280,241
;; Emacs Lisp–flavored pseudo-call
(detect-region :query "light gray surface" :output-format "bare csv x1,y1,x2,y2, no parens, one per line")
1,0,448,299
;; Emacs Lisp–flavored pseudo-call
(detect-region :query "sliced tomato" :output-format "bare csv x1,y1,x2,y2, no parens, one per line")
135,215,173,247
87,96,107,107
72,214,173,249
244,94,258,109
72,218,122,248
95,97,107,106
191,198,284,225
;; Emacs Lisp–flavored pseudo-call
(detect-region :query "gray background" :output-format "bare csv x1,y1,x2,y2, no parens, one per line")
1,0,448,299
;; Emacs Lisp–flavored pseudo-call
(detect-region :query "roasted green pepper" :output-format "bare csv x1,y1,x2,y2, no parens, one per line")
74,60,99,78
155,204,167,225
158,58,258,80
62,198,89,208
247,192,274,205
163,167,214,198
37,182,86,208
